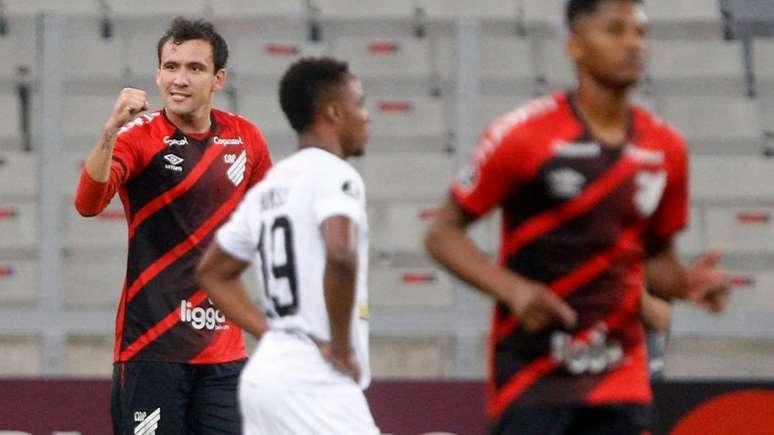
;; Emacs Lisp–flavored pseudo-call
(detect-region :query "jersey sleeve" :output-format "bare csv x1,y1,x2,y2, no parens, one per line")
74,132,138,216
216,188,260,263
647,133,689,239
451,125,535,218
245,124,273,189
313,166,363,225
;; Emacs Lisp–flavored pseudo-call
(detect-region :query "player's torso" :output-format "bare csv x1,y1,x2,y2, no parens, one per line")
116,110,257,362
490,93,675,409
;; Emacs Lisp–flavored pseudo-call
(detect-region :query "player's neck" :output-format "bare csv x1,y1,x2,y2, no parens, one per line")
574,77,633,146
297,128,345,159
165,107,212,135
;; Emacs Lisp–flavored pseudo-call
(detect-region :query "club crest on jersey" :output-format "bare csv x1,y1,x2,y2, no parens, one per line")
226,150,247,186
163,154,184,172
133,408,160,435
547,168,585,199
634,170,667,217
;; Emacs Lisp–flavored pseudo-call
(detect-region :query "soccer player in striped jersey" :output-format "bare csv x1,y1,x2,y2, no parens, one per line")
74,17,272,435
197,57,378,435
425,1,730,434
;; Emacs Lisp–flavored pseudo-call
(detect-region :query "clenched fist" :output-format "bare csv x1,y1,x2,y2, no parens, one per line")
106,88,149,131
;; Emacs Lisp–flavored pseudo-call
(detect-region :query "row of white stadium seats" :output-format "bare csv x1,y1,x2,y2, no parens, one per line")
0,0,723,21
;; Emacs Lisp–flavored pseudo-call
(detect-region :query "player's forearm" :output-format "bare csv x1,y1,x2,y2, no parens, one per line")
425,220,531,304
646,246,690,299
84,125,120,183
641,290,672,331
201,277,268,339
324,256,357,355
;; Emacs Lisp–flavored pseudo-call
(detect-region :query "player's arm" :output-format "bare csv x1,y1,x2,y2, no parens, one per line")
319,215,360,381
425,197,577,332
641,288,672,332
75,88,148,216
196,243,269,339
646,237,729,313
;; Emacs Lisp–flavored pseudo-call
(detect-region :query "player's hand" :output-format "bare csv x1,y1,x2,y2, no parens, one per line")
508,282,578,333
105,88,149,131
686,249,731,314
314,339,361,383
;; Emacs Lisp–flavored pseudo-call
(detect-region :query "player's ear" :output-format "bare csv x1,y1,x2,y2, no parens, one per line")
324,100,343,124
213,68,227,92
567,32,584,65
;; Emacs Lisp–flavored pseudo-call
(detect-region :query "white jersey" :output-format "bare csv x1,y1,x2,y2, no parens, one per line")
216,147,370,388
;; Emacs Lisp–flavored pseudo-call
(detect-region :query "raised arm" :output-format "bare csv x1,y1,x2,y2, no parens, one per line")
74,88,148,216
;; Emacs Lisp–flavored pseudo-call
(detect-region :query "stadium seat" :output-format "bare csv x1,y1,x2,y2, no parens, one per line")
124,21,168,80
480,35,535,82
239,93,292,138
368,96,446,138
65,335,113,376
0,259,37,304
676,206,705,256
0,201,37,250
479,95,535,132
368,201,441,253
229,37,326,84
540,37,576,88
0,151,37,198
691,156,774,202
3,0,98,15
370,262,455,308
0,23,36,84
106,0,208,17
0,92,21,150
644,0,722,23
359,151,455,201
0,335,41,375
208,0,306,16
370,335,454,378
333,36,432,80
522,0,567,23
63,248,126,308
318,0,416,17
62,94,116,140
64,18,126,82
703,206,774,255
753,39,774,82
424,0,521,18
660,96,761,153
649,39,744,93
64,198,127,249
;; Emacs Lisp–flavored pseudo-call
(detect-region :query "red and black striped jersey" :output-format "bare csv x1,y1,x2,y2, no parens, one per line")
75,108,272,364
451,91,688,417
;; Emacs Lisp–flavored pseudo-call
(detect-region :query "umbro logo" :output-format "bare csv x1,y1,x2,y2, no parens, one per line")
163,154,184,172
134,408,160,435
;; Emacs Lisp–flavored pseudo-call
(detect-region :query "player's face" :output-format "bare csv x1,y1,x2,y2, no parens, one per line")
338,77,369,157
156,39,225,121
569,0,649,89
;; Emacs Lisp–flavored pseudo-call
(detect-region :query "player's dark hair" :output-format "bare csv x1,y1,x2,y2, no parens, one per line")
566,0,643,29
279,56,351,134
157,17,228,73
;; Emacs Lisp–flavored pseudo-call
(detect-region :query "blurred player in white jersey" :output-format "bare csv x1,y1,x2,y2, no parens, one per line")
196,57,377,435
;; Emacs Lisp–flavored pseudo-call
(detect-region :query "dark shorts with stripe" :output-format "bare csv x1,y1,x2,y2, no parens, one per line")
111,359,246,435
491,403,652,435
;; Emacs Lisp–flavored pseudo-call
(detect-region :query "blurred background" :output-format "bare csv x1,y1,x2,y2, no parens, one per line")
0,0,774,432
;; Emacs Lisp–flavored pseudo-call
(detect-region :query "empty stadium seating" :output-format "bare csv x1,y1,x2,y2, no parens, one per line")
370,335,454,378
359,152,454,201
0,200,37,251
0,151,37,198
63,248,125,308
0,335,42,375
0,259,37,305
650,39,745,94
369,262,455,308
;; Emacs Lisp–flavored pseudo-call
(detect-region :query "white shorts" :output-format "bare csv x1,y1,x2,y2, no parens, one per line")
240,378,379,435
238,330,379,435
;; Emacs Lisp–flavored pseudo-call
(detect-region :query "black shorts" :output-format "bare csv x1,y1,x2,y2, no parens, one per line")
491,403,652,435
111,359,246,435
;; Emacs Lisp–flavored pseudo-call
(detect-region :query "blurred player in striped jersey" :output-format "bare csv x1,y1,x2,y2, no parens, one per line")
197,57,378,435
426,0,730,434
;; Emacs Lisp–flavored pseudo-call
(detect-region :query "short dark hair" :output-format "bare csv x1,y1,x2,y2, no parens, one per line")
157,17,228,73
566,0,643,29
279,57,351,134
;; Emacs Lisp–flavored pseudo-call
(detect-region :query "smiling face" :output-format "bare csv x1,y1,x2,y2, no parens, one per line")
156,38,225,125
568,0,649,90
